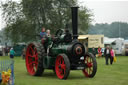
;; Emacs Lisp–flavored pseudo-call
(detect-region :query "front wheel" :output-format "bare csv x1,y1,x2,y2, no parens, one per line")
55,54,70,79
82,53,97,78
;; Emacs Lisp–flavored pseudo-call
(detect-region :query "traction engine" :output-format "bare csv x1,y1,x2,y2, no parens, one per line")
25,7,97,79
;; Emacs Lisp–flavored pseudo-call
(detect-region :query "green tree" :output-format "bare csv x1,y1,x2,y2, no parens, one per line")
78,6,93,34
1,0,92,44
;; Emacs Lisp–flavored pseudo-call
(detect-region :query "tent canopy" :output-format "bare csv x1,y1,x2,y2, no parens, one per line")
104,37,116,44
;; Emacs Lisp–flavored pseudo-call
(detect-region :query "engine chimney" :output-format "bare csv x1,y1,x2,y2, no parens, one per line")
71,7,79,40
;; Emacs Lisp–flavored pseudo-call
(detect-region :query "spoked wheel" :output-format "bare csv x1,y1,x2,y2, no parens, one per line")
26,43,45,76
55,54,70,79
82,53,97,78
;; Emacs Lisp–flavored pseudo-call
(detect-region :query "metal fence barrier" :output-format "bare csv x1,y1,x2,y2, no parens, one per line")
0,60,14,85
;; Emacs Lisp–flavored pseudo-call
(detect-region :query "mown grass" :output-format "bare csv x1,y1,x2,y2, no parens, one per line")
0,56,128,85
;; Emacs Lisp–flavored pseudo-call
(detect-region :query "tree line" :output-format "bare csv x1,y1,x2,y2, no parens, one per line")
88,22,128,39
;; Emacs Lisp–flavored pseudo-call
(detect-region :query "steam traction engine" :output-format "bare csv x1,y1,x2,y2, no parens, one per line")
25,7,97,79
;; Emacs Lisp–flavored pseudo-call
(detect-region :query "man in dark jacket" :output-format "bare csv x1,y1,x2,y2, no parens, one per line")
104,46,111,65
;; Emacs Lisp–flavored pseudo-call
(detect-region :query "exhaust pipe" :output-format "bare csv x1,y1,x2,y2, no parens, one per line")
71,7,79,40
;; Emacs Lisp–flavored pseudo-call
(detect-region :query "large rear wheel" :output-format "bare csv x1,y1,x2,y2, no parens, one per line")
55,54,70,79
26,43,45,76
82,53,97,78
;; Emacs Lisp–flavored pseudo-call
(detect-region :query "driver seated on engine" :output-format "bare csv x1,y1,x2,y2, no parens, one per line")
64,29,72,43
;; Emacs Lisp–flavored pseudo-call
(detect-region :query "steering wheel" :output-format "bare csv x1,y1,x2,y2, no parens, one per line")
55,29,64,37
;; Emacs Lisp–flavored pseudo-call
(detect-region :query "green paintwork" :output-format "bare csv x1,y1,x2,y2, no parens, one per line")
43,56,56,69
43,34,71,69
51,44,69,55
43,43,71,69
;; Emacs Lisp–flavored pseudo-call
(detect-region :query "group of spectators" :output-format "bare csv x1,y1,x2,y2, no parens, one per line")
92,46,104,57
92,46,115,65
0,47,15,59
104,46,115,65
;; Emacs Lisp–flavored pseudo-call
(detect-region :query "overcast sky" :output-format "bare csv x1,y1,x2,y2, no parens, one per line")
0,0,128,30
78,0,128,24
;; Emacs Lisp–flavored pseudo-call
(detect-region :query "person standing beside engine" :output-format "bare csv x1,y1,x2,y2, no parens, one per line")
9,48,15,59
98,46,102,58
104,46,111,65
110,47,115,65
22,47,26,59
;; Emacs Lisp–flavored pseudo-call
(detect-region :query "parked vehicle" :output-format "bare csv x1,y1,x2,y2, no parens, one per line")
125,44,128,56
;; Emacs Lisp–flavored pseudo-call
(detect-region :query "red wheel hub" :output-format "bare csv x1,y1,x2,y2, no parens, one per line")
55,55,66,79
26,44,38,75
82,56,93,77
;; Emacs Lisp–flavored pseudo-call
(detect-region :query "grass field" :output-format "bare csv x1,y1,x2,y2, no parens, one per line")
0,56,128,85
